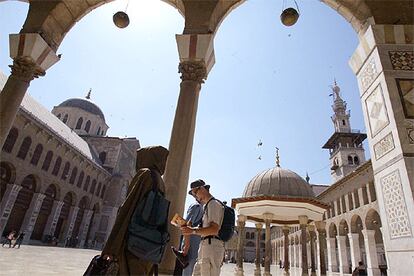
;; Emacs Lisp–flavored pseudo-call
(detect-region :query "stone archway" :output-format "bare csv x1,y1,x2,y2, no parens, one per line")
31,184,57,241
338,219,351,274
55,192,73,241
328,223,340,273
350,214,365,270
364,209,387,275
70,196,90,246
0,162,16,202
4,174,36,235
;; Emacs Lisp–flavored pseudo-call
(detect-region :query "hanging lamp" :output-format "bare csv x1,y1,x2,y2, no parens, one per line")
113,0,130,28
280,0,300,26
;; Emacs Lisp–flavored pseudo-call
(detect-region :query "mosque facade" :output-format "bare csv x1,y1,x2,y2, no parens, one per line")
230,83,389,276
0,75,139,249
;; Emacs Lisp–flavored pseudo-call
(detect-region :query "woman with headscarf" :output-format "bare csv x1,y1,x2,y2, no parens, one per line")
101,146,169,275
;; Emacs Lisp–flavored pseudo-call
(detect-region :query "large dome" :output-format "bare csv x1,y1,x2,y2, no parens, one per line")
243,166,315,198
58,98,105,121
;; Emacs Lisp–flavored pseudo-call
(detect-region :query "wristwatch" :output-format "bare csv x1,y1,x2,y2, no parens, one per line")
192,229,197,235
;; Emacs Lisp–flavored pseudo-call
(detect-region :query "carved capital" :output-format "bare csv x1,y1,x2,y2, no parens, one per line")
178,61,207,83
9,57,45,82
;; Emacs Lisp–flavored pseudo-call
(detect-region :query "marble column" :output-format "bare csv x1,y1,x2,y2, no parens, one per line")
327,238,338,273
337,235,350,274
349,24,414,276
43,200,64,238
78,209,94,247
161,33,215,273
0,33,59,147
315,221,327,276
282,226,290,274
255,223,263,276
20,193,46,242
348,233,361,271
0,183,22,235
309,226,316,275
292,242,297,267
362,230,381,276
264,215,272,276
61,206,79,243
235,215,246,276
299,215,309,275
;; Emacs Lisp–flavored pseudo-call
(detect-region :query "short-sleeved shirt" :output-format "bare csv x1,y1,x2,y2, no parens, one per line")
202,198,224,231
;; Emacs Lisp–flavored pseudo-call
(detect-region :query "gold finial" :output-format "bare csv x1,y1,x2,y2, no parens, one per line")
86,88,92,99
275,147,280,167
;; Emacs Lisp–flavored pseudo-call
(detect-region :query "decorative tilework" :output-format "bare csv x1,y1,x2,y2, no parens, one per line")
374,132,395,160
359,58,378,92
381,170,412,239
389,51,414,71
396,79,414,119
365,84,390,137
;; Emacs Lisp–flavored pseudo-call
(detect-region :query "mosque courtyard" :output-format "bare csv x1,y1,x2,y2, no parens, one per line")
0,245,305,276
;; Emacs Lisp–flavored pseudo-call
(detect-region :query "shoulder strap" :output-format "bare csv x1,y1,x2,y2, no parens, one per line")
203,197,215,212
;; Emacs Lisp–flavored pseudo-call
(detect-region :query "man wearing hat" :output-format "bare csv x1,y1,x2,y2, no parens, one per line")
180,179,225,276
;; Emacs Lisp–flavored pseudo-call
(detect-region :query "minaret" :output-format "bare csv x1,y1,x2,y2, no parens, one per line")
322,81,367,182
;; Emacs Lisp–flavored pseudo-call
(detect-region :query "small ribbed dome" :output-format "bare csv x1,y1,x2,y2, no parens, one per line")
58,98,105,121
243,166,315,198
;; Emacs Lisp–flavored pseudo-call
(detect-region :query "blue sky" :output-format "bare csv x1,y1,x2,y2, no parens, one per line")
0,0,369,209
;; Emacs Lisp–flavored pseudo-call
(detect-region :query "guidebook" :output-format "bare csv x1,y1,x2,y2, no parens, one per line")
170,213,187,227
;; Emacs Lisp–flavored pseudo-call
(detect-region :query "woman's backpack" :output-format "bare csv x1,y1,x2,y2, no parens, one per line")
127,170,170,264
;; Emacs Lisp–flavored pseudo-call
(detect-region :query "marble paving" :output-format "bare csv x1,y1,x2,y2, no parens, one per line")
0,245,303,275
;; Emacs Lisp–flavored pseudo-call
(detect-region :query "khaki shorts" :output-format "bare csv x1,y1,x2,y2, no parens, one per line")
192,238,225,276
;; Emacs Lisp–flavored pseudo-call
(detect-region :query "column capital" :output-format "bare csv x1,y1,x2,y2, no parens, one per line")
176,34,215,75
314,220,326,231
263,213,273,221
9,33,60,82
178,61,207,83
298,215,308,225
308,225,315,232
237,214,247,222
255,223,263,229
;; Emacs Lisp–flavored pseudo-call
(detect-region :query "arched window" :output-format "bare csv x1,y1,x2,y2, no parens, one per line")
246,232,250,239
17,136,32,160
251,232,255,239
57,113,61,119
75,117,83,129
354,156,359,165
62,114,68,123
52,157,62,176
84,120,91,133
101,185,106,199
2,127,18,153
42,151,53,171
348,155,353,165
30,144,43,166
97,127,101,135
61,162,70,180
90,179,97,194
84,176,90,191
69,167,78,184
77,171,84,188
96,182,102,196
342,120,346,125
99,152,107,164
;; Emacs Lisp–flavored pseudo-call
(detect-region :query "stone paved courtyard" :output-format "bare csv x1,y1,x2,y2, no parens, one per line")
0,245,303,276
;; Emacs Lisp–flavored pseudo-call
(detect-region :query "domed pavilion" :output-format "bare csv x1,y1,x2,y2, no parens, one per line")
232,150,329,276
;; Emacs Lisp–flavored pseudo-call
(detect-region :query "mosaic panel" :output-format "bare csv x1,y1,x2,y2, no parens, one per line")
360,58,378,92
365,84,390,137
389,51,414,71
374,132,395,160
381,170,412,239
396,79,414,119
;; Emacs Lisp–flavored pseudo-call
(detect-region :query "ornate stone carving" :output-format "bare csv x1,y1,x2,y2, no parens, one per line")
408,127,414,144
365,84,390,137
9,57,45,82
374,132,395,160
381,170,412,239
389,51,414,71
359,58,378,92
396,79,414,119
178,61,207,83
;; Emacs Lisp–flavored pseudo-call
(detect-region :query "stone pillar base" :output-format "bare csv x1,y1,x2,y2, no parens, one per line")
368,268,381,276
234,267,244,276
254,268,261,276
263,272,272,276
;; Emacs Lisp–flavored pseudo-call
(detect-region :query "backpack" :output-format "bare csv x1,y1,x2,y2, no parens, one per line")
127,170,170,264
205,198,235,242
